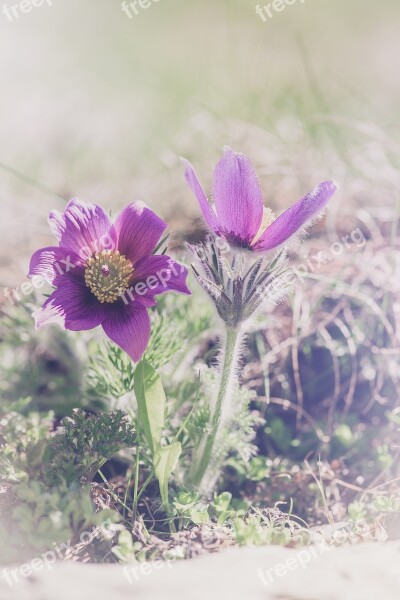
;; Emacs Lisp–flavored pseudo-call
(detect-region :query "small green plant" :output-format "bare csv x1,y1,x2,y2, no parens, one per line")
47,409,136,484
373,495,400,514
232,507,307,547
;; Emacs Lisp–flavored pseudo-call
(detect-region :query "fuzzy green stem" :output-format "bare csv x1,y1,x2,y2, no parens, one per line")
190,326,241,492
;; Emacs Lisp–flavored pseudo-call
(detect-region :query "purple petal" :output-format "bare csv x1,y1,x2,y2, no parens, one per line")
127,254,191,307
48,199,117,258
252,181,337,252
182,158,219,231
212,148,264,243
28,246,82,285
34,274,106,331
114,202,167,264
102,304,150,363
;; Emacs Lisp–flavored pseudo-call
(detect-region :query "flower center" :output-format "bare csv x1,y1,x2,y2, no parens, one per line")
84,249,133,303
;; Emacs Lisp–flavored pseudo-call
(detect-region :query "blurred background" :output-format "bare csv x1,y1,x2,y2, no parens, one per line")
0,0,399,285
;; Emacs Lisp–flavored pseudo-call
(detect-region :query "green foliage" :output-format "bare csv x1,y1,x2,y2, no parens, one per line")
348,501,368,523
185,367,260,467
0,406,132,561
143,311,187,371
245,457,270,482
232,508,304,547
265,416,294,453
47,409,136,484
156,292,212,341
86,302,208,405
185,403,211,437
0,406,136,485
1,244,399,560
87,343,136,401
154,442,182,507
211,492,237,525
347,494,400,542
0,304,84,414
13,481,102,547
112,529,138,563
173,491,210,526
134,361,167,455
0,478,119,561
134,360,182,506
0,406,54,481
373,495,400,514
172,490,247,528
218,385,260,464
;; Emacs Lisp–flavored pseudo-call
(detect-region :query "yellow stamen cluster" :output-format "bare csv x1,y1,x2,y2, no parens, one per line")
84,249,133,303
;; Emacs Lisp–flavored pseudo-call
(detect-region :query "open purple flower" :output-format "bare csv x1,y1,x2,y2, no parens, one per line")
183,147,337,251
28,199,190,362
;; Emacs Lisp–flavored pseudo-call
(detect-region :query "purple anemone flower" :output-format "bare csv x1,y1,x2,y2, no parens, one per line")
28,199,190,362
183,147,337,251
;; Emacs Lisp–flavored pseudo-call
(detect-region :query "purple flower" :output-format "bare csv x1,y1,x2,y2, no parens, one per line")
29,199,190,362
183,147,337,251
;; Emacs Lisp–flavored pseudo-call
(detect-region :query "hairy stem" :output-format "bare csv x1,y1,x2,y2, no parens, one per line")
190,326,242,493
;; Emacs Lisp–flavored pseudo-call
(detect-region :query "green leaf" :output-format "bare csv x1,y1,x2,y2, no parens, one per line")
213,491,232,513
191,510,210,525
112,530,135,563
134,360,166,454
154,442,182,506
